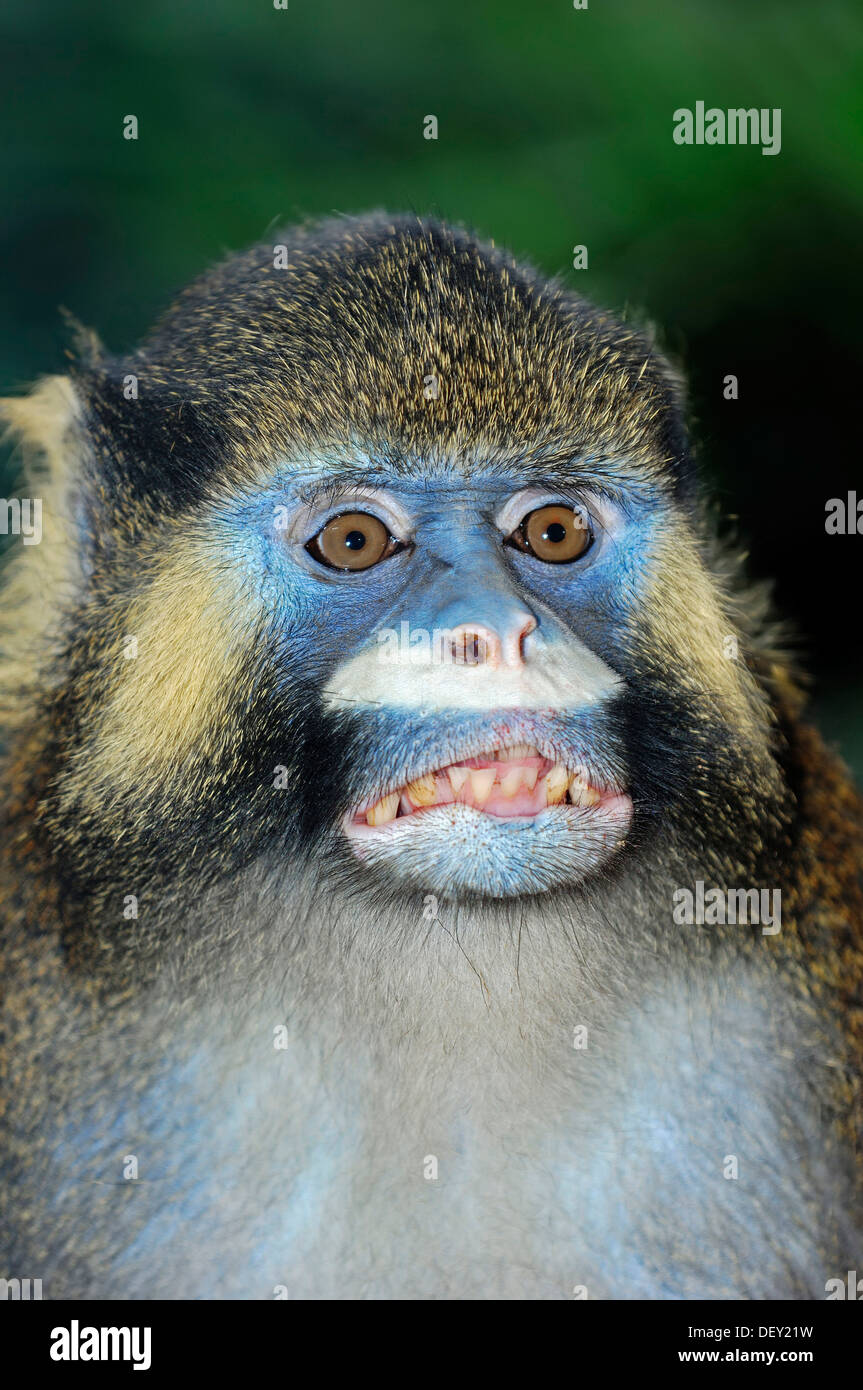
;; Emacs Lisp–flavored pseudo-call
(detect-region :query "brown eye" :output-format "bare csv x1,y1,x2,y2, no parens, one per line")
306,511,401,572
507,504,592,563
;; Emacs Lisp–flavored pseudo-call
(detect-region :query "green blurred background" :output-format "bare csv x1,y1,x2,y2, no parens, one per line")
1,0,861,773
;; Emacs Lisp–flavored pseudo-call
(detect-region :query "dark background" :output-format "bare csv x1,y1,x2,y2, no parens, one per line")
1,0,860,773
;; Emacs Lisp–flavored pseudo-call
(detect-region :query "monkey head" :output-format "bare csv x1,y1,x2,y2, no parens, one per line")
5,213,789,916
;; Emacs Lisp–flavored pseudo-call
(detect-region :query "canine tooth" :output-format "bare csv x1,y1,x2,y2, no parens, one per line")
406,773,437,806
366,791,399,825
468,768,496,806
568,773,600,808
545,764,569,805
448,766,470,795
500,767,523,797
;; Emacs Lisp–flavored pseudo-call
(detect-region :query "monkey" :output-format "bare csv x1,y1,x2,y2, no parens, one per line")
0,211,861,1301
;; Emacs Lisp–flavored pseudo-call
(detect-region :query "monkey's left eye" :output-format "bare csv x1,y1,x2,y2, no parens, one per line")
505,504,593,563
305,511,405,572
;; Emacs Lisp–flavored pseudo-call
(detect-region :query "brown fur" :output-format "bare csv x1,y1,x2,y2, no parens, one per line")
1,213,862,1298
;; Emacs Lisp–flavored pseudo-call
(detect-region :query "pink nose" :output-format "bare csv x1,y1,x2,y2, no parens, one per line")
447,616,537,668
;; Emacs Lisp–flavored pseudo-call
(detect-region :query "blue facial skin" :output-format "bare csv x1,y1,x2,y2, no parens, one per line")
211,461,672,892
218,461,664,684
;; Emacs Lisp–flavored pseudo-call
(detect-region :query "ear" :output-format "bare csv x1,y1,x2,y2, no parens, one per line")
0,375,93,721
75,361,228,513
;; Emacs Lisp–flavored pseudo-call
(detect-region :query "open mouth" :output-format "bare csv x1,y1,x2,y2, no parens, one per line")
340,737,632,896
348,743,617,829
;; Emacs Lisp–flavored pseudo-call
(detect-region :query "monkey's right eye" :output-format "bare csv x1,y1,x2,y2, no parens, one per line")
305,511,404,572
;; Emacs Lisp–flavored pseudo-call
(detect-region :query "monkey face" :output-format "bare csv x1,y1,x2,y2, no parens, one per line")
273,469,635,897
270,469,644,900
30,215,784,911
235,434,778,903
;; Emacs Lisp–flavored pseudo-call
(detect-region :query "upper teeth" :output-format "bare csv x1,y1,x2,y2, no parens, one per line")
545,764,569,804
366,791,400,826
447,767,470,795
361,747,605,826
405,773,437,805
568,772,600,808
499,766,525,797
497,743,538,761
461,768,496,806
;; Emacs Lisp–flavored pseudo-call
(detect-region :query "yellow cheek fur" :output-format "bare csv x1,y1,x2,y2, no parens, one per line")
635,522,767,740
63,539,258,815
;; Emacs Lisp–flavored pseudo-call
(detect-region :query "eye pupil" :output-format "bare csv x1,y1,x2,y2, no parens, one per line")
344,530,366,550
543,521,567,544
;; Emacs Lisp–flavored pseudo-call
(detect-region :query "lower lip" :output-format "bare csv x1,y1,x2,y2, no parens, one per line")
342,790,633,844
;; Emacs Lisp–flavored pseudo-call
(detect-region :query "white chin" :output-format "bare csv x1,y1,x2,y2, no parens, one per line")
341,797,633,898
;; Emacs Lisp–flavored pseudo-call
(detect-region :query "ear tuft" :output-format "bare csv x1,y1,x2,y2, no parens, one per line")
58,307,105,369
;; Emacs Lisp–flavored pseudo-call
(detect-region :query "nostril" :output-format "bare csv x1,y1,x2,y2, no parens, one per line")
448,624,500,666
501,614,537,667
517,615,538,660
